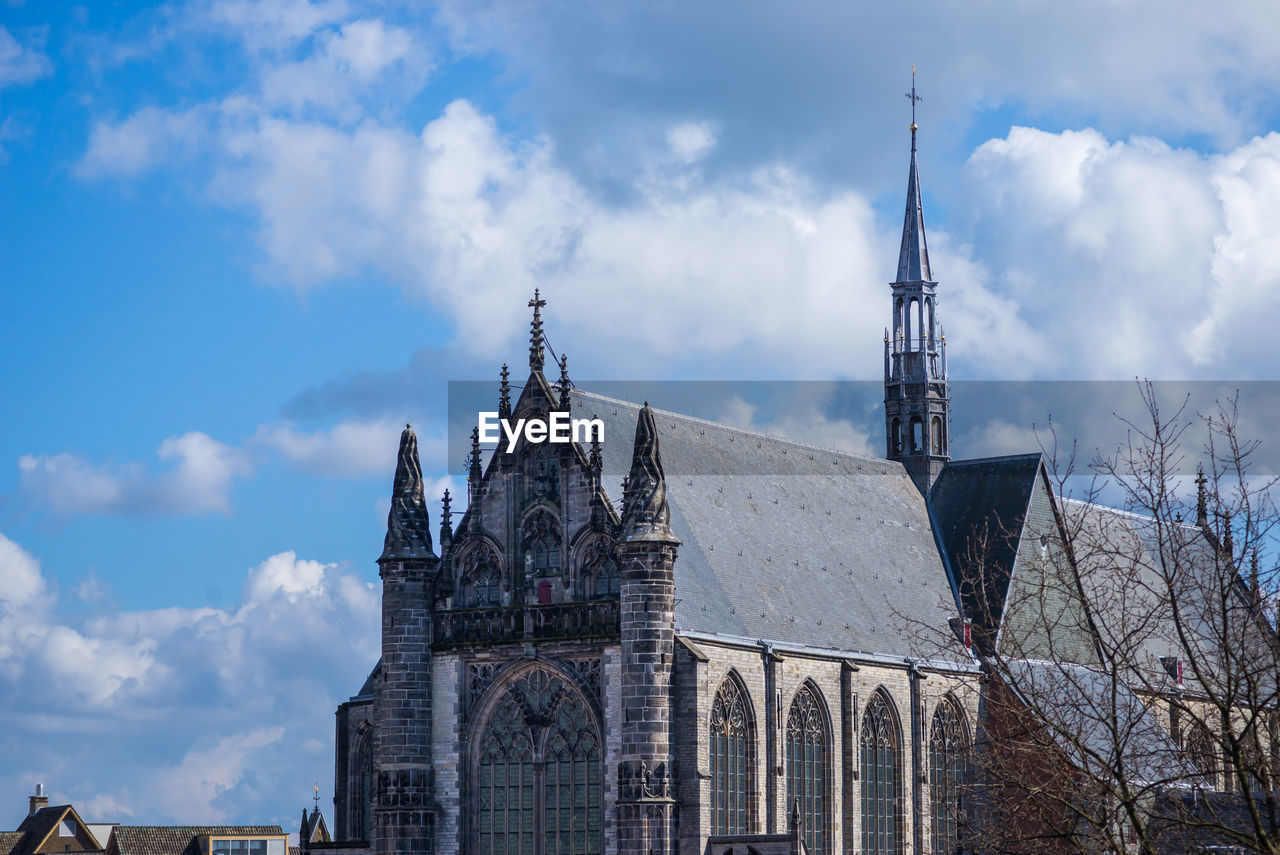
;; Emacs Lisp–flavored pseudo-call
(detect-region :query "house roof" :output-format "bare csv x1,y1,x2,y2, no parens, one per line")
109,827,283,855
570,390,965,658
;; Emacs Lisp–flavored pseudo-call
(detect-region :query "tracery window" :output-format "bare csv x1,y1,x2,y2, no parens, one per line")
929,699,970,855
463,546,503,607
475,667,602,855
861,691,901,855
522,509,562,578
786,684,828,855
710,675,753,835
350,730,372,841
1183,720,1219,790
581,538,619,599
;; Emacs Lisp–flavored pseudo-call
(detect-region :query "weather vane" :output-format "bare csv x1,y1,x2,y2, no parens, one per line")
905,65,922,129
313,783,320,811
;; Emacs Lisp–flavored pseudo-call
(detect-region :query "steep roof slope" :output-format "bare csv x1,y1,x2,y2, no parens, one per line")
570,391,963,658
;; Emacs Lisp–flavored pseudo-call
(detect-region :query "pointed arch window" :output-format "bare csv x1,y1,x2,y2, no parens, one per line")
523,509,562,579
861,692,901,855
786,684,828,855
463,546,503,607
349,730,372,842
929,699,970,855
474,667,602,855
581,538,619,599
710,675,754,835
1183,720,1219,790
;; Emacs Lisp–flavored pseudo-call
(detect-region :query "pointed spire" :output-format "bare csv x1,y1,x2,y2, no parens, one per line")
529,289,547,372
621,403,675,540
558,353,571,409
896,69,932,284
467,426,482,493
1222,509,1234,556
499,364,511,419
379,424,435,563
589,422,603,475
440,489,453,551
1196,464,1208,527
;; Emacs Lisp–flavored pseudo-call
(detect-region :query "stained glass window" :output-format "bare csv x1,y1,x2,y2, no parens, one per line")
581,538,619,599
710,675,753,835
929,699,969,855
523,510,562,577
475,667,602,855
350,731,372,841
1184,720,1219,790
861,692,901,855
786,684,828,855
464,546,503,607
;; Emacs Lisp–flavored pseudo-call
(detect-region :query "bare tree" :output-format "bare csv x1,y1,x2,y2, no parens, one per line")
925,384,1280,855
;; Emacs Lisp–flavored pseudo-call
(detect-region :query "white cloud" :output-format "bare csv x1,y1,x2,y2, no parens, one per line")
717,395,872,457
202,0,351,51
252,418,416,477
78,106,208,178
0,535,379,822
17,431,251,516
954,127,1280,379
0,25,51,88
666,121,717,163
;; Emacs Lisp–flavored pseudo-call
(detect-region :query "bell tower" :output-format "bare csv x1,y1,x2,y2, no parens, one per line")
884,70,950,495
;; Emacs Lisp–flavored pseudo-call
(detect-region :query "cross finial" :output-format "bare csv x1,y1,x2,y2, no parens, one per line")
905,65,922,134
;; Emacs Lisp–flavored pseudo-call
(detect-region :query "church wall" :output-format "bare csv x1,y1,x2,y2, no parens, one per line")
430,653,462,852
679,633,980,855
333,697,372,841
601,644,622,854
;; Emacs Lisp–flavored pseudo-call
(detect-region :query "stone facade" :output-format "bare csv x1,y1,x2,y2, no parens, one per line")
324,130,1004,855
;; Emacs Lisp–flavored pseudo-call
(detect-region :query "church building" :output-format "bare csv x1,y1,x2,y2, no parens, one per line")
317,116,1119,855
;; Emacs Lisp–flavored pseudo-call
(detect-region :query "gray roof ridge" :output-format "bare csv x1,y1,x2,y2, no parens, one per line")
676,629,975,670
1058,496,1206,533
574,388,903,472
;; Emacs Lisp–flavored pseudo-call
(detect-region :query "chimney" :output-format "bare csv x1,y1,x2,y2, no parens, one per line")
29,784,47,816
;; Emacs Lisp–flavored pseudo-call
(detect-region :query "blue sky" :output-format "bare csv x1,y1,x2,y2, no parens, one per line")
4,0,1280,833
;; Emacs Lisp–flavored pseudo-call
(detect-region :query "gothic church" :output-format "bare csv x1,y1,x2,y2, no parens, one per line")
319,119,1056,855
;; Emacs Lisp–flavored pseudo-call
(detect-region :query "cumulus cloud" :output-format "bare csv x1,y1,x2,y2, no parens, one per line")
78,106,209,178
251,418,427,477
718,395,873,457
954,127,1280,379
17,431,251,516
0,25,51,88
0,534,379,823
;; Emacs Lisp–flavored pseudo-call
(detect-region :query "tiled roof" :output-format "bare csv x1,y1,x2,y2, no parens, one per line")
571,391,965,658
0,832,27,855
111,827,283,855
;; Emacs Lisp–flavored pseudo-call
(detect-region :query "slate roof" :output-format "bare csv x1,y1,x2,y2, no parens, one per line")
930,453,1043,638
110,827,282,855
569,391,964,658
1005,659,1194,786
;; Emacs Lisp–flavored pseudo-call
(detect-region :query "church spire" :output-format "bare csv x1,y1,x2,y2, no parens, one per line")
884,69,950,496
529,289,546,373
621,403,675,541
897,69,933,285
379,423,435,563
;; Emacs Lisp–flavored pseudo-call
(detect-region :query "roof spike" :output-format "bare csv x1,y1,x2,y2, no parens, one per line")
499,364,511,418
528,289,547,372
440,488,453,551
379,423,435,563
589,419,603,475
621,402,676,541
896,68,932,285
467,426,482,498
1195,464,1208,527
558,353,571,409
